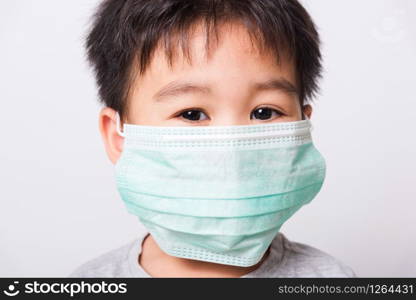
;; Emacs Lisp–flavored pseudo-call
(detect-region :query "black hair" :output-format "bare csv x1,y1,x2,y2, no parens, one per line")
85,0,322,119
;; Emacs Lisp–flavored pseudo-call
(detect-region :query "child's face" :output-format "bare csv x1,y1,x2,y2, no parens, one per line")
99,21,312,163
125,21,311,126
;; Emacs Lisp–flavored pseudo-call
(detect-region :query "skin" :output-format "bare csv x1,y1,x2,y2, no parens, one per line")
98,21,313,277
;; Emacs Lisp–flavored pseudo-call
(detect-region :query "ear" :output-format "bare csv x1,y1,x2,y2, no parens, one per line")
98,107,124,164
302,104,313,119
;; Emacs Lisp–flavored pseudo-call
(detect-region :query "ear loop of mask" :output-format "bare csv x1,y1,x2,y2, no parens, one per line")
115,112,126,137
302,111,313,131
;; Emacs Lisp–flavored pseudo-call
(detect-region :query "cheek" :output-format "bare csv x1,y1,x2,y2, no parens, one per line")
126,90,163,125
126,75,166,125
129,102,182,126
284,102,303,121
131,107,165,125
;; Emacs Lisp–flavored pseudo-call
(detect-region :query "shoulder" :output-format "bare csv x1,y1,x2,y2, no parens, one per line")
272,233,357,277
68,239,138,278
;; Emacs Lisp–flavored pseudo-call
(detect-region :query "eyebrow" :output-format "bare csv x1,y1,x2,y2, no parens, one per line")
153,78,298,102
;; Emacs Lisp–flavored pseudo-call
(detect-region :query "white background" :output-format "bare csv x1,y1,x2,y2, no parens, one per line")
0,0,415,277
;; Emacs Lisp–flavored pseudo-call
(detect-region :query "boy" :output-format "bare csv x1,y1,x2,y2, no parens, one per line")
70,0,356,277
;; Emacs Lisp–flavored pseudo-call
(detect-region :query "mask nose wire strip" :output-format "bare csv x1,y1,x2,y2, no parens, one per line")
159,127,310,142
115,112,126,137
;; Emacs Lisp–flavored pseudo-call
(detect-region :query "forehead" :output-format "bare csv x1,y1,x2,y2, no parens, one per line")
132,20,294,77
151,20,292,74
127,20,296,100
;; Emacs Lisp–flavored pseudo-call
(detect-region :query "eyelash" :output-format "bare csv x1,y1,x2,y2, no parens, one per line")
174,106,285,122
174,107,208,122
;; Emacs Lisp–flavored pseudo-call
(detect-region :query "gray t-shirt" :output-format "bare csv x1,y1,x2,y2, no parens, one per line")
69,230,356,278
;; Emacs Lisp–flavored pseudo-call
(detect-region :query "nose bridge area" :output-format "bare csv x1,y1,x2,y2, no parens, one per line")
209,82,253,126
210,105,251,126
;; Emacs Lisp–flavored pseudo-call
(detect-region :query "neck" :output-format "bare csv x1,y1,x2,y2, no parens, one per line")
138,233,269,278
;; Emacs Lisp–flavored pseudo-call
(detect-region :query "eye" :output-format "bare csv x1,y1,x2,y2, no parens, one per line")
250,107,284,121
176,108,209,122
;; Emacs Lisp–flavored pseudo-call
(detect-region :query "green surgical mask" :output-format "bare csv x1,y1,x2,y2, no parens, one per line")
114,114,326,267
